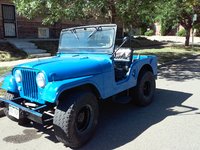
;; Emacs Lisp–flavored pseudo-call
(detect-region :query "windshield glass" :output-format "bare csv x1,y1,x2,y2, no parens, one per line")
59,26,115,54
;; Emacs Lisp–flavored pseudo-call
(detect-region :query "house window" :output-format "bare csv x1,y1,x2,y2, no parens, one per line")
38,27,49,38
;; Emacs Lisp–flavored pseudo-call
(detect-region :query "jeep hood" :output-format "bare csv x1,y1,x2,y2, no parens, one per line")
17,55,112,81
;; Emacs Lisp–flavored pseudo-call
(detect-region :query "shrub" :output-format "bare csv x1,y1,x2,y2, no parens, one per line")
195,29,200,37
177,29,186,37
144,30,154,36
141,27,147,35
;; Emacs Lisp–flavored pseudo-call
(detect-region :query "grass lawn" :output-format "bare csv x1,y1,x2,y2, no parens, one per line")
0,45,200,96
0,42,27,62
32,38,162,56
0,67,12,75
0,82,5,97
31,40,200,65
134,46,200,64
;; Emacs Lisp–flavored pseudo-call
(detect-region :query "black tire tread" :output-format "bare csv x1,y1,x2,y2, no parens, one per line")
133,71,155,106
53,91,99,148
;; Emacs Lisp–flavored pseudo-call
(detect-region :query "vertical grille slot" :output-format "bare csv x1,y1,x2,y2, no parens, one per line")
21,70,38,100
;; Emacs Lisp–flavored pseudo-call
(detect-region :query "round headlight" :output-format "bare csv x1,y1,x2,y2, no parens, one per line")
36,72,46,88
15,70,22,83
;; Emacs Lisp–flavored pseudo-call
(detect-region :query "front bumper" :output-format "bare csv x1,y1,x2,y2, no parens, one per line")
0,97,53,124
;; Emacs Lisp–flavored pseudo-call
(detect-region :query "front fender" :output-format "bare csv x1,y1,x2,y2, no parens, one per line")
41,75,102,103
1,75,18,93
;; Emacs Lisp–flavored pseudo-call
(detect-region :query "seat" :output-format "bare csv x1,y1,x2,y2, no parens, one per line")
114,48,133,81
115,48,132,60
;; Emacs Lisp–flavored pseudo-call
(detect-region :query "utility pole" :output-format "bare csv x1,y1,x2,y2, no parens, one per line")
192,14,197,48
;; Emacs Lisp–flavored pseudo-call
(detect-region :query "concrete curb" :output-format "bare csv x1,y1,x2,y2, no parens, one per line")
158,54,200,69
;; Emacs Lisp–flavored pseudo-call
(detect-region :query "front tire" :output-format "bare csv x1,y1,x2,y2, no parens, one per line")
133,71,155,106
53,91,99,148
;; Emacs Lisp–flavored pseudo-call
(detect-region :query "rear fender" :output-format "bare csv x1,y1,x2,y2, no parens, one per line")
132,56,157,77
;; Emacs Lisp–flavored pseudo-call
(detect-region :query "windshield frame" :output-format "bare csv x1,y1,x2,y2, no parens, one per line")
58,24,117,54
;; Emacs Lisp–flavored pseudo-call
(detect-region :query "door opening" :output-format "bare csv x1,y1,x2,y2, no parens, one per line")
2,4,17,38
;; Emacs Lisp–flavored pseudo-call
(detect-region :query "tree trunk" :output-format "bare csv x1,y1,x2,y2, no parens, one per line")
185,28,191,46
109,0,116,23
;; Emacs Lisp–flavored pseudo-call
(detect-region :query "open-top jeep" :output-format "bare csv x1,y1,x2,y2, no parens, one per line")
0,24,157,148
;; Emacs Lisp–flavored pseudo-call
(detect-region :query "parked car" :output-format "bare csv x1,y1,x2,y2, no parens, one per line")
0,24,157,148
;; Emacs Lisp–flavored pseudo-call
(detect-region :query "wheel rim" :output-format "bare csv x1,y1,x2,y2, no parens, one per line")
143,81,151,97
76,105,91,133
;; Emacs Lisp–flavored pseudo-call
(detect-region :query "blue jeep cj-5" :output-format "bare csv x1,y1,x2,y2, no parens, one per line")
0,24,157,148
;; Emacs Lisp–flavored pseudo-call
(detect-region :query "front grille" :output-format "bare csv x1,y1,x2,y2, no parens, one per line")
21,70,38,100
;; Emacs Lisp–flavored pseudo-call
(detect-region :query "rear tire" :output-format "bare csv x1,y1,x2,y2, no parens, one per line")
133,71,155,106
53,91,99,148
0,107,5,117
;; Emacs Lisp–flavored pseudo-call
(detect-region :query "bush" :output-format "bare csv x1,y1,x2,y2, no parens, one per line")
195,29,200,37
141,27,147,35
144,30,154,36
177,29,186,37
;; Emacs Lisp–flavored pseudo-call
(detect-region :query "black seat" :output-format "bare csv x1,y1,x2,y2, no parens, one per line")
114,48,133,81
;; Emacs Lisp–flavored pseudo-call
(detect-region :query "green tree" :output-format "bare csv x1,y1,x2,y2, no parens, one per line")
13,0,89,24
13,0,157,31
156,0,200,46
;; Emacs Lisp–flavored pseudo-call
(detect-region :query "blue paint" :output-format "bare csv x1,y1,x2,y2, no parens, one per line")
1,24,157,106
1,75,18,93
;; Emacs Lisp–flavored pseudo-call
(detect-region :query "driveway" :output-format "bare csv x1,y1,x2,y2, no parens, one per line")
0,56,200,150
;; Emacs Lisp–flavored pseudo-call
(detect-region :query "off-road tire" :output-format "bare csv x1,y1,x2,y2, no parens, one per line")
53,91,99,148
133,71,155,106
0,103,5,117
3,92,30,125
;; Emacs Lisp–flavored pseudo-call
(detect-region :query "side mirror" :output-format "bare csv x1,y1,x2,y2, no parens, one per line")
123,36,129,42
112,36,130,57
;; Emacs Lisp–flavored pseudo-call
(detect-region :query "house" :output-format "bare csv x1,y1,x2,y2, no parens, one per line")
0,1,126,40
0,0,82,39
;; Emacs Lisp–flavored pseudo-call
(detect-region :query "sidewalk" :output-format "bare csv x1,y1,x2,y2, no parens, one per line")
0,57,51,67
144,36,200,45
0,57,51,83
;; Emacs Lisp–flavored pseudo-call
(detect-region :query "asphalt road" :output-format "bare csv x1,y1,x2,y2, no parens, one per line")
0,56,200,150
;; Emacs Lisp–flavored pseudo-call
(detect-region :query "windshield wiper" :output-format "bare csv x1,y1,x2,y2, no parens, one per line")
88,26,102,38
70,29,79,40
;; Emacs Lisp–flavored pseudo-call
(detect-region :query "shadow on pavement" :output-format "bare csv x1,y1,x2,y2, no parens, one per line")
158,56,200,81
80,88,196,150
31,123,58,143
17,88,196,149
